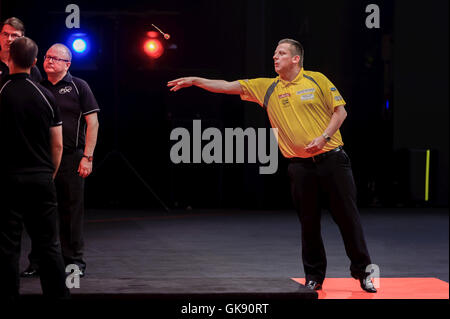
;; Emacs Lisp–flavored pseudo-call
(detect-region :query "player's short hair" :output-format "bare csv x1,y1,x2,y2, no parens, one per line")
278,39,304,67
50,43,73,62
10,37,38,69
1,17,25,35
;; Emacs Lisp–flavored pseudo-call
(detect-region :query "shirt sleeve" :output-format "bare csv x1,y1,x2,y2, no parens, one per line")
75,78,100,115
238,78,275,107
316,73,346,111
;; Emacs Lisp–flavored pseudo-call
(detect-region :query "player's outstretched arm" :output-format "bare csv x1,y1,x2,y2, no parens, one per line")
167,77,243,95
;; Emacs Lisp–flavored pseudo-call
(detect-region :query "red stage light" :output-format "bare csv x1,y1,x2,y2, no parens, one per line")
143,39,164,59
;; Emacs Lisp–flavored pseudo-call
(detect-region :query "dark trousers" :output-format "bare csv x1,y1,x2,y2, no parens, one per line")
0,173,69,300
28,150,86,271
288,148,372,283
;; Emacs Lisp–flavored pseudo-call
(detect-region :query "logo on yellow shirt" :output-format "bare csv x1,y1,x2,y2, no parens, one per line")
301,93,314,101
278,93,290,99
297,88,315,95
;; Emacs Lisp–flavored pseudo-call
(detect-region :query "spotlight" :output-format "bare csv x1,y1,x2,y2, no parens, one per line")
67,33,90,56
143,38,164,59
72,38,87,53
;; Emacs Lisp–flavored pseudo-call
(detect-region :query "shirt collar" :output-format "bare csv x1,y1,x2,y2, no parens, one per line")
43,71,73,85
0,59,9,75
278,68,304,88
7,73,30,80
61,71,73,83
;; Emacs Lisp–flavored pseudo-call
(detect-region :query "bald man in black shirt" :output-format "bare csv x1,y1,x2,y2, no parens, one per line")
0,37,69,300
22,43,100,278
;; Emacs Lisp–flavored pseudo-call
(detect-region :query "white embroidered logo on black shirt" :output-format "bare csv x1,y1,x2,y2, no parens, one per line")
59,86,72,94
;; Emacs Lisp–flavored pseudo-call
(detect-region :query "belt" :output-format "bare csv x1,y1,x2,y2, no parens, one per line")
290,146,343,163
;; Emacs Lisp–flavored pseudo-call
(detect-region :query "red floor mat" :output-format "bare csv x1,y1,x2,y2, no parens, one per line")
292,278,449,299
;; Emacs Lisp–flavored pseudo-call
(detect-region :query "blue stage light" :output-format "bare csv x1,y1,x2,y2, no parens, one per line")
72,38,87,53
67,33,90,56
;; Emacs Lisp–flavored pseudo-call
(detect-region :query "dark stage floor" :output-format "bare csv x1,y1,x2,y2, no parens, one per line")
19,208,448,298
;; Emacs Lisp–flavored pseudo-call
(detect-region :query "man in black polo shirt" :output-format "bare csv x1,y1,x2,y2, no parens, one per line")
0,17,42,85
0,37,69,300
2,19,44,279
22,43,100,278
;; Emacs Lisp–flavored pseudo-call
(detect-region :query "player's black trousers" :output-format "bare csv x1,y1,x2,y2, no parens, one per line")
288,148,372,283
28,149,86,271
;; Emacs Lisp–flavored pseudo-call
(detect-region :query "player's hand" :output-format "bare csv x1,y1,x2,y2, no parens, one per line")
167,77,195,92
78,157,92,178
304,136,327,154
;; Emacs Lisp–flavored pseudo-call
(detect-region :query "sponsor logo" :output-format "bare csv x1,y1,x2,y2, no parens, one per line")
297,88,315,95
59,86,72,94
301,93,315,101
278,93,290,99
334,96,343,101
331,87,337,91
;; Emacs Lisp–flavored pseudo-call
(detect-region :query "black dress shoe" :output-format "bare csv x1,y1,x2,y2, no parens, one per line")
20,266,39,278
359,276,377,293
305,280,322,290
